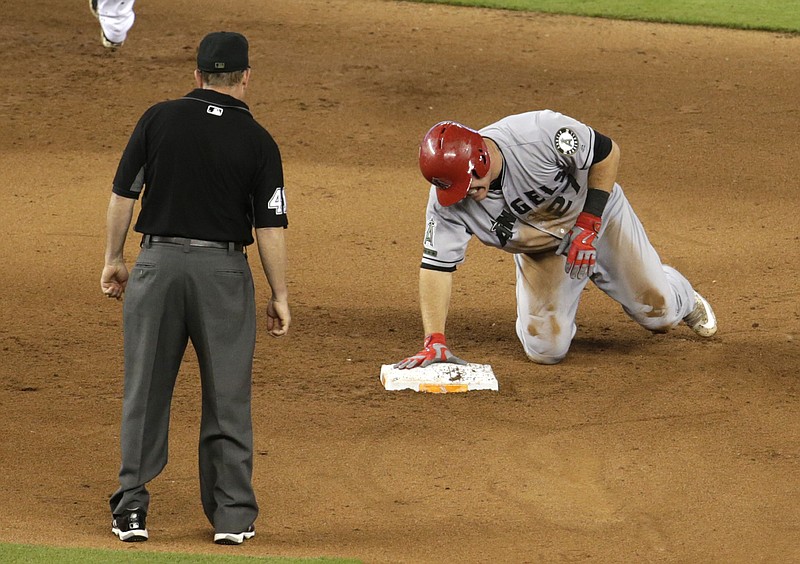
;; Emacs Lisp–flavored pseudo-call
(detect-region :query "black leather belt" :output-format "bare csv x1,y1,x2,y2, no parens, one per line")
143,235,244,252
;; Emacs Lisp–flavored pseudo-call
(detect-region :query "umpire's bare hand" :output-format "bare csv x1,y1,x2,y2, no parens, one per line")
267,297,290,337
101,262,129,301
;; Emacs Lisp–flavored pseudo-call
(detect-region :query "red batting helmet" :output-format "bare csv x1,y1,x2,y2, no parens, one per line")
419,121,491,207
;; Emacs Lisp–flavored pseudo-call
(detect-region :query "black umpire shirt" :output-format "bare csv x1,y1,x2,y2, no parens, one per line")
112,88,287,246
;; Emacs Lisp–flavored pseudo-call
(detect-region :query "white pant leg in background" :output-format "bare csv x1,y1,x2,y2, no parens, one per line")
593,184,696,332
96,0,136,44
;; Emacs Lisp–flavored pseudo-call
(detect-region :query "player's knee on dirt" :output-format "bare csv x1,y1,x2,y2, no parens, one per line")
515,315,573,365
523,348,567,365
624,290,683,333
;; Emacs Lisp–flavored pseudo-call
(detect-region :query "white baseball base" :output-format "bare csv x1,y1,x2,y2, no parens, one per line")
380,363,498,393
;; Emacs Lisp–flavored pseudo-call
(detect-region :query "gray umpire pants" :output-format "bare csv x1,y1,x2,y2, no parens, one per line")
109,239,258,534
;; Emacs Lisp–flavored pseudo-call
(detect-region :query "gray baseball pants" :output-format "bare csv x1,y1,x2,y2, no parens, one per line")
109,239,258,534
514,184,696,364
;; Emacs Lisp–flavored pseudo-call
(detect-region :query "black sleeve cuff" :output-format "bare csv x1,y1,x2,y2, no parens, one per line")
421,262,457,273
592,131,613,165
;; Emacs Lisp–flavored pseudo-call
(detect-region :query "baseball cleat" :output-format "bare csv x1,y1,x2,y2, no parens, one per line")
683,291,717,337
101,30,124,49
214,525,255,545
90,0,98,18
111,508,148,542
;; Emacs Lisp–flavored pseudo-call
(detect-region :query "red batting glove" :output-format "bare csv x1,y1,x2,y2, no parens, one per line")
556,211,602,280
394,333,468,369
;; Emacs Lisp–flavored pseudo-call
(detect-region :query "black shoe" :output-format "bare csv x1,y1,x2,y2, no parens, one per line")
214,524,255,545
111,507,148,542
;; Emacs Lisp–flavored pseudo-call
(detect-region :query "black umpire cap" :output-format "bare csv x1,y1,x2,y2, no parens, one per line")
197,31,249,73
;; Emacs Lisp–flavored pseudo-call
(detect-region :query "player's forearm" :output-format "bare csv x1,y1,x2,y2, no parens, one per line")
255,227,289,301
105,193,135,263
419,267,453,335
587,139,620,192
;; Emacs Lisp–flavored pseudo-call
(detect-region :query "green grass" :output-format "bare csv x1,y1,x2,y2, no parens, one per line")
0,543,359,564
412,0,800,33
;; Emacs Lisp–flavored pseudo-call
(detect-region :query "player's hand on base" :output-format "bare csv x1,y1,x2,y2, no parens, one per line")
556,211,601,280
394,333,468,369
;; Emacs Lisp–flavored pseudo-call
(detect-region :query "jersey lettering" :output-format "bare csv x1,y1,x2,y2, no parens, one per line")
554,168,580,194
525,189,546,206
546,196,573,216
515,187,575,220
267,187,286,214
491,210,517,247
510,198,532,215
512,166,579,221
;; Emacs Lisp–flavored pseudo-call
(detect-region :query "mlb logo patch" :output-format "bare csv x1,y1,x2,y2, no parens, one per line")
207,105,224,117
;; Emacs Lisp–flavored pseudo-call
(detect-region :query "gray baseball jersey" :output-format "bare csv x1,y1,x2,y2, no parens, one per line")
421,110,596,271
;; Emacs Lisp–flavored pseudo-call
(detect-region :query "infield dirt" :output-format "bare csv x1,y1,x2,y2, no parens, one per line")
1,0,798,562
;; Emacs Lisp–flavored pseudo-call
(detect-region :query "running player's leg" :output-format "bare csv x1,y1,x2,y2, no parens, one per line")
514,251,588,364
593,185,695,332
95,0,136,45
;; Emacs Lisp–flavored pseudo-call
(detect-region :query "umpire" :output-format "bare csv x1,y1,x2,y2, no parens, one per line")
100,31,290,545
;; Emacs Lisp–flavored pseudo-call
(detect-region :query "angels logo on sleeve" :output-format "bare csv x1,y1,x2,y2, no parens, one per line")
423,218,437,256
554,128,579,156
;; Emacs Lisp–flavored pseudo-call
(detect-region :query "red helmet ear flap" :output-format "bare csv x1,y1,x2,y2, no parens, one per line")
419,121,490,206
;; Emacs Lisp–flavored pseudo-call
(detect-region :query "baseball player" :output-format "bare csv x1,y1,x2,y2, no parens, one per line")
101,32,289,544
90,0,135,48
396,112,717,369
